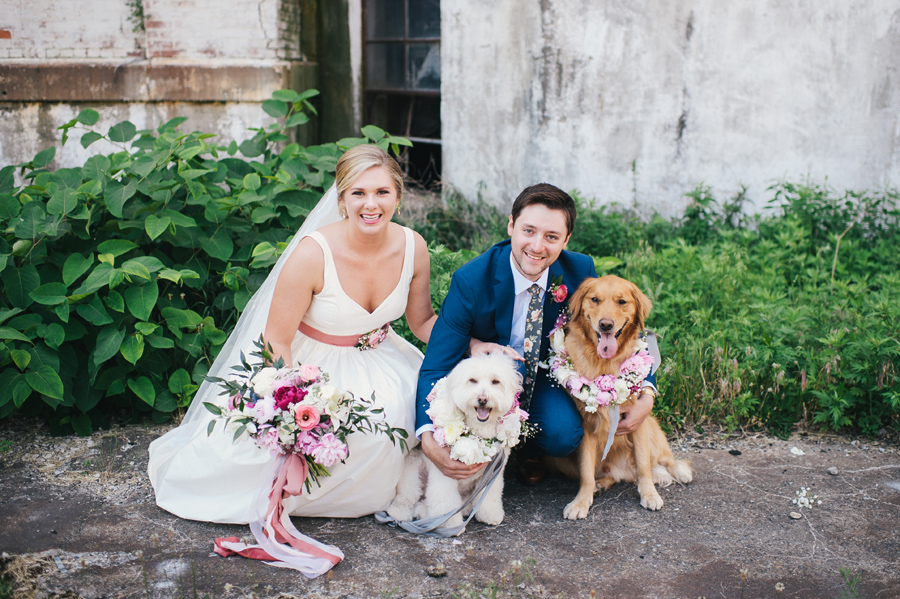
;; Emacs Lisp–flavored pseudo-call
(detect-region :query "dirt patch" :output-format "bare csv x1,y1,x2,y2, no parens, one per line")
1,420,898,598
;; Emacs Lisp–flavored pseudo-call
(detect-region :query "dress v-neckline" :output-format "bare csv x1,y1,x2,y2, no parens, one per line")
315,229,408,316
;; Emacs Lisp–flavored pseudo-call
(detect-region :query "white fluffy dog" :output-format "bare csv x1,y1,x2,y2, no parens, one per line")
386,352,523,534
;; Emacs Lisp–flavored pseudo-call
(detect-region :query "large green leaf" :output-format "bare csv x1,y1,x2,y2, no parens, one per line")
92,326,126,365
121,260,151,280
80,131,103,149
119,333,144,364
97,240,138,257
124,281,159,321
70,413,93,436
29,282,68,306
76,108,100,126
0,194,21,220
108,121,137,143
62,253,94,286
26,366,64,400
39,323,65,349
0,327,32,343
32,146,56,169
82,155,111,181
167,368,193,395
0,165,15,194
104,179,139,218
200,229,234,261
72,263,114,296
126,256,164,273
127,376,156,406
2,264,40,309
47,187,79,215
144,214,172,240
14,203,47,239
76,295,114,326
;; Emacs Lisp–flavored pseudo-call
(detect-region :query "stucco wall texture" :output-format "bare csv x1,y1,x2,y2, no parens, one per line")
441,0,900,214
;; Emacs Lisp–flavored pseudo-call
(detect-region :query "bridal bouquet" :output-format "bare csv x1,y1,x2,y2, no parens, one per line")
204,336,407,489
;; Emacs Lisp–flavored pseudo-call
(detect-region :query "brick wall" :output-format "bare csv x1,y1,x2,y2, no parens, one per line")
0,0,301,61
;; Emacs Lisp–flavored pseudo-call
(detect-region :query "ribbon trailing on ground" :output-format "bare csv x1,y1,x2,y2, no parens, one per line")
373,451,507,537
214,453,344,578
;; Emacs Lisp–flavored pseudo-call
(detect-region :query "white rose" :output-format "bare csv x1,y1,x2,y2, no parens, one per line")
614,379,630,403
550,328,566,352
497,414,522,443
324,393,351,426
251,367,280,397
443,419,465,445
427,399,462,429
450,436,487,464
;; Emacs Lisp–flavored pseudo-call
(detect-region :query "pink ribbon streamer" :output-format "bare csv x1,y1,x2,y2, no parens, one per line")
214,453,344,577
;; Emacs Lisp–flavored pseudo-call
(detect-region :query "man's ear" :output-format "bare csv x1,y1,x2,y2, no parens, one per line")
562,233,571,248
507,215,515,236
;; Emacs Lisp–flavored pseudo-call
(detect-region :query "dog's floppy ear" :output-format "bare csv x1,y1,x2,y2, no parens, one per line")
630,282,652,331
567,277,594,328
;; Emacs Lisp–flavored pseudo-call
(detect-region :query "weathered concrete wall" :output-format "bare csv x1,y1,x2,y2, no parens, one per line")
441,0,900,214
0,0,316,170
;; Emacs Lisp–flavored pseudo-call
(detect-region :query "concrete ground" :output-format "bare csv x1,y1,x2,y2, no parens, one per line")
1,420,898,599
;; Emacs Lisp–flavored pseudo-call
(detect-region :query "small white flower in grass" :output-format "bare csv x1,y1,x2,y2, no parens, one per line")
790,446,805,456
791,486,821,510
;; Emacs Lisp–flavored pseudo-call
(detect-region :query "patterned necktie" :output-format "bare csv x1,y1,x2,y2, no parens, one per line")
522,283,544,409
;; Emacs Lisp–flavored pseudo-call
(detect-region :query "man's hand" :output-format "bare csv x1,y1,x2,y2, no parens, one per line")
615,390,655,436
468,340,524,362
420,431,486,480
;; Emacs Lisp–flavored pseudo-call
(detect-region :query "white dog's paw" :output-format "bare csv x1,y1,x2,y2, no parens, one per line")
475,504,504,526
563,498,592,520
640,491,664,511
386,502,415,522
443,512,465,533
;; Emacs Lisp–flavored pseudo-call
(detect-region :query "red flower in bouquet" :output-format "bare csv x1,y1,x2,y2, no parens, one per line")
274,385,308,410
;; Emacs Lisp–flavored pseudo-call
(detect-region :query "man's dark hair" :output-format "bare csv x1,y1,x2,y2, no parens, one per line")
510,183,577,236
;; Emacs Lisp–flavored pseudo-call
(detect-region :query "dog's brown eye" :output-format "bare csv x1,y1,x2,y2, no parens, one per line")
491,379,500,385
590,297,599,303
618,299,627,305
469,378,478,384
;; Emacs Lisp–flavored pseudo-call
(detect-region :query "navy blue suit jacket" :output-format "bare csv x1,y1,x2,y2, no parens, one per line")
415,240,598,430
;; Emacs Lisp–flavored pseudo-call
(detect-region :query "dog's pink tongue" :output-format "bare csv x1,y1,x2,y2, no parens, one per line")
476,406,491,422
597,333,618,359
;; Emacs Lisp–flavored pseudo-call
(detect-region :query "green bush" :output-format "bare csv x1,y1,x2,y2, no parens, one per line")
0,89,410,435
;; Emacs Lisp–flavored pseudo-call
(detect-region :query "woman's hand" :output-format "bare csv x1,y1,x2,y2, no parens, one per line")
420,432,486,480
468,339,524,362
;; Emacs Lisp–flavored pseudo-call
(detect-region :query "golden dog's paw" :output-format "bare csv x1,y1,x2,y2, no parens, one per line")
594,475,615,493
563,498,592,520
640,492,664,511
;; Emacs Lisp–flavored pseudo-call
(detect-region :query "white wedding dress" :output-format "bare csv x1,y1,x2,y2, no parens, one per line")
148,227,422,524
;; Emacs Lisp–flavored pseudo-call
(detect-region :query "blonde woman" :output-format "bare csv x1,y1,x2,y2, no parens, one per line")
149,145,435,523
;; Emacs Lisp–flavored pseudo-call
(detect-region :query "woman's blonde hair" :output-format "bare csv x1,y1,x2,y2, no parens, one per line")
335,145,404,216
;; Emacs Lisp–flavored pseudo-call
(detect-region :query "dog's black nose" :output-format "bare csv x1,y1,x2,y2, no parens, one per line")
598,319,614,332
477,397,488,406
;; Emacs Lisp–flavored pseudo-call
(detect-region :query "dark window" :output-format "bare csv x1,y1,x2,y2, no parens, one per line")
364,0,441,187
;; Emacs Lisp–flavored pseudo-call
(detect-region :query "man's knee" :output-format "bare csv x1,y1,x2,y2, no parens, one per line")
536,422,583,457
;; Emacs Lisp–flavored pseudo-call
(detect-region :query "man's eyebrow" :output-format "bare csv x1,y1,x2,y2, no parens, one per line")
519,221,564,236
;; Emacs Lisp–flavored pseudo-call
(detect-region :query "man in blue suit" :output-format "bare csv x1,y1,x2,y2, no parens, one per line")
415,183,658,482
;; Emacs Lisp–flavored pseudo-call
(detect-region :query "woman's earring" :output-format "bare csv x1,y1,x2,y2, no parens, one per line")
338,201,347,219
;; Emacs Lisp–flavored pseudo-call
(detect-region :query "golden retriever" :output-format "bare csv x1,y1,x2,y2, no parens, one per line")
548,275,692,519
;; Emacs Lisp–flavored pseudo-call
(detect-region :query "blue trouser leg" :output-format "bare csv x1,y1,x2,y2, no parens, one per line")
521,368,583,458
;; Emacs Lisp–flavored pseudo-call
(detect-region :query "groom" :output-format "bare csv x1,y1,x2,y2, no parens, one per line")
415,183,658,482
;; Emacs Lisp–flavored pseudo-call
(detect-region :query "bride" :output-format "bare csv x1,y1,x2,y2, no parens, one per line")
148,144,436,524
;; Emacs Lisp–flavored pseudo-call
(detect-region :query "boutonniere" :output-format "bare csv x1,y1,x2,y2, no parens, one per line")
549,275,567,303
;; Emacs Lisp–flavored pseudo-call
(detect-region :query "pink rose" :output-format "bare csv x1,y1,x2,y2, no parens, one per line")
294,404,321,431
433,427,448,447
227,392,241,411
297,364,321,383
274,385,308,410
598,375,616,392
553,284,567,303
596,391,612,406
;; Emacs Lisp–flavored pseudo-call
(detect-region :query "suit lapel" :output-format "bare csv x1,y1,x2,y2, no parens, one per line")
494,245,514,344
